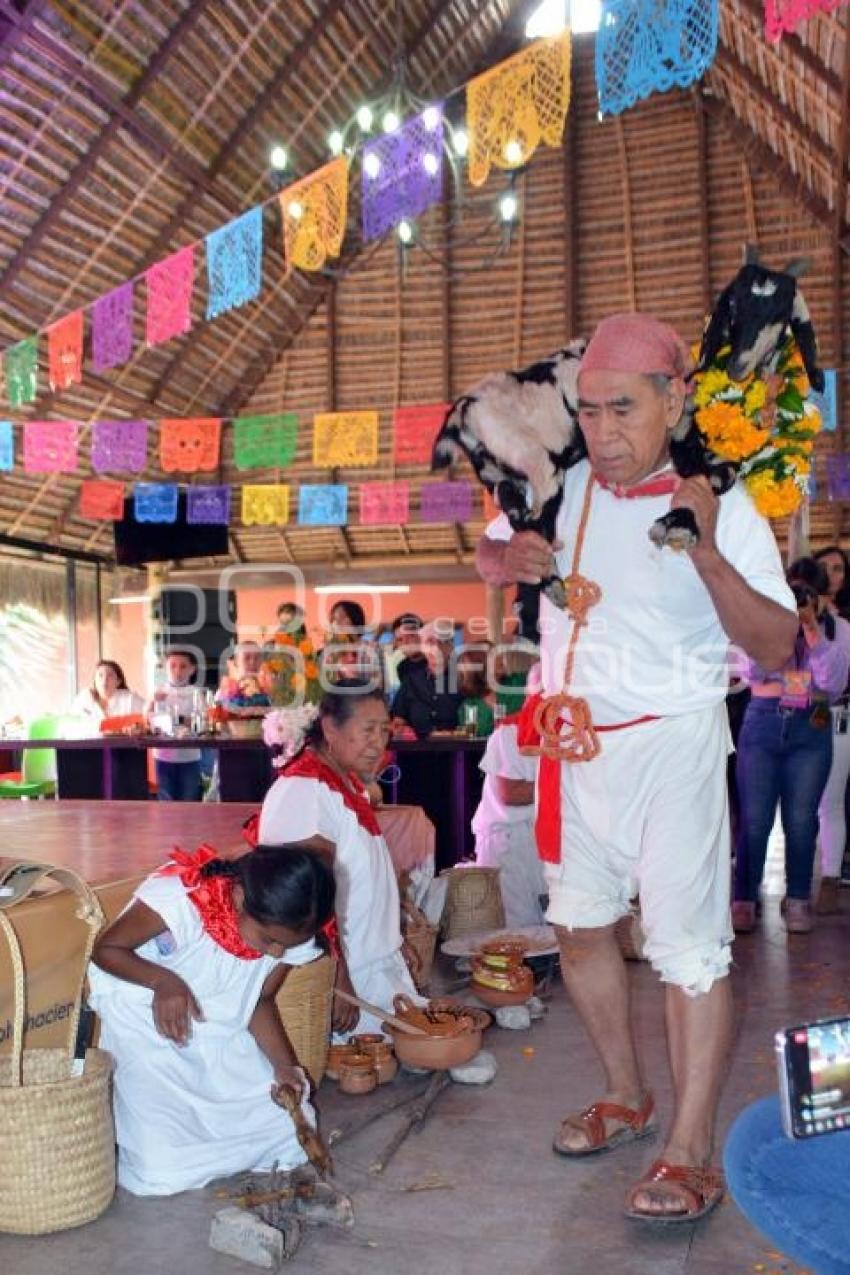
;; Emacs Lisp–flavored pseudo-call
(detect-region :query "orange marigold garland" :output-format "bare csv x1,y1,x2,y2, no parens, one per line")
691,338,821,519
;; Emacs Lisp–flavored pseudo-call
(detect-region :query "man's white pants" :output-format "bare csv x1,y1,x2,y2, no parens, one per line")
544,705,733,996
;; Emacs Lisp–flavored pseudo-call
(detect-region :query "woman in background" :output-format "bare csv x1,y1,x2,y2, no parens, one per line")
73,660,144,722
733,558,850,934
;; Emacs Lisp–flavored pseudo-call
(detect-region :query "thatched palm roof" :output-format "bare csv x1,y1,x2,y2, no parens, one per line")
0,0,848,569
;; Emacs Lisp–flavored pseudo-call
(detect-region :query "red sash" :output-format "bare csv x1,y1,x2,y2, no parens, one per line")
517,694,659,865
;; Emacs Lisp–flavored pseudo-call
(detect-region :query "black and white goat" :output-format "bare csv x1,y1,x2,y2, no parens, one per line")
432,339,587,614
654,245,825,549
432,247,823,627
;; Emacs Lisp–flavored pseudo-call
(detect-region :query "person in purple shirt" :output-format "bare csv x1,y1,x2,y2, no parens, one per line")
733,558,850,934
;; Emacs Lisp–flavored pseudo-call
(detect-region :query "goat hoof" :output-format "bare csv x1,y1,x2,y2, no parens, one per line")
649,520,698,553
544,579,567,610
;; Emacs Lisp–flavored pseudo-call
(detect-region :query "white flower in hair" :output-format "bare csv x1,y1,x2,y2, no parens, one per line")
263,704,320,765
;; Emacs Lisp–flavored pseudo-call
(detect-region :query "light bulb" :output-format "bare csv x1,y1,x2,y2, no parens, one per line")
422,152,439,176
269,144,288,171
422,105,441,131
382,110,400,134
499,193,518,222
363,152,381,179
287,200,303,221
504,139,523,165
452,128,469,157
397,219,414,244
356,105,374,131
328,129,344,156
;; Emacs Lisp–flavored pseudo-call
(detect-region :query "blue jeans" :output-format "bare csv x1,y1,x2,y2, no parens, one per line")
734,700,832,901
724,1097,850,1274
155,760,203,802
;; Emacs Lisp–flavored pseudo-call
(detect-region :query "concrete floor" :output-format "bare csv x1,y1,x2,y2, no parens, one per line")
3,852,846,1275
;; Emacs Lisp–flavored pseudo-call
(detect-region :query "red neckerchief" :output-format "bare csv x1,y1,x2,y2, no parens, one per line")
156,844,262,960
282,747,381,836
594,471,679,499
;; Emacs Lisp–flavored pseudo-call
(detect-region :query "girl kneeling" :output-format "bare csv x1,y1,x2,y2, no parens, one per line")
88,843,334,1196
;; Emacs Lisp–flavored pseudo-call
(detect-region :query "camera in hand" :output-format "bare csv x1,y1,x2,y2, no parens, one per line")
776,1015,850,1138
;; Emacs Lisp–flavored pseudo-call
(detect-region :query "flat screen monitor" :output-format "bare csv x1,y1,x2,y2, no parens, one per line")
113,494,230,566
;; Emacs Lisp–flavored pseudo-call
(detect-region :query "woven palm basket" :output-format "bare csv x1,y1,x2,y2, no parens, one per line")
439,866,506,940
401,900,438,992
0,862,115,1235
276,954,335,1086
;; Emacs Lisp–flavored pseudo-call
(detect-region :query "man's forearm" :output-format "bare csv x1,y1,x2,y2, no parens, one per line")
476,535,511,586
693,550,797,669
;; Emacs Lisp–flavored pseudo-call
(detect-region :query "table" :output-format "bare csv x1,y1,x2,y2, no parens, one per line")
386,736,485,870
0,800,433,887
10,736,273,802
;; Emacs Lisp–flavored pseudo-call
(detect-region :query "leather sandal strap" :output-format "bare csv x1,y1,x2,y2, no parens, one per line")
588,1094,654,1130
632,1159,725,1213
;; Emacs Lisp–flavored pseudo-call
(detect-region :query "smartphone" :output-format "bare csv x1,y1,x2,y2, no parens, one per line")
775,1015,850,1139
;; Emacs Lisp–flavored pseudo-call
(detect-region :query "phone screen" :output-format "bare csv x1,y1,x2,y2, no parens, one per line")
780,1016,850,1137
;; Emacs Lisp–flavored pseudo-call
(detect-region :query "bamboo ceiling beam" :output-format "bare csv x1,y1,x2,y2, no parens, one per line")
734,0,843,97
136,0,349,410
0,2,238,216
714,44,834,170
700,92,845,245
0,0,216,301
561,113,577,340
830,15,850,445
216,0,524,424
0,0,45,66
692,90,712,316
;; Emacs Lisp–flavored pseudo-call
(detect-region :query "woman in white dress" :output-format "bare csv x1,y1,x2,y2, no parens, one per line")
88,843,335,1196
259,683,419,1036
73,659,144,722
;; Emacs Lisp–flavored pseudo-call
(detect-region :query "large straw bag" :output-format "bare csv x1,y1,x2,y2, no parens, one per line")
0,862,115,1235
276,954,335,1087
439,865,506,940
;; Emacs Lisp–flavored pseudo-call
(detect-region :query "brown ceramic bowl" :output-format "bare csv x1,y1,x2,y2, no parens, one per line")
386,1024,482,1071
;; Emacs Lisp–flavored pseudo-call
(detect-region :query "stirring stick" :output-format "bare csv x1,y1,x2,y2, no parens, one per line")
332,987,430,1036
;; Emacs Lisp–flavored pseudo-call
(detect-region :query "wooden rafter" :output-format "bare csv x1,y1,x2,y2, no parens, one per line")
0,2,239,219
701,92,845,244
0,0,45,66
0,0,216,301
216,0,525,425
135,0,350,409
734,0,843,97
831,15,850,444
714,45,834,170
692,89,711,316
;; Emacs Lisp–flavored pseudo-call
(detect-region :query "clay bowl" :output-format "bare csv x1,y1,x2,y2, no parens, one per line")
390,993,475,1039
385,1022,482,1071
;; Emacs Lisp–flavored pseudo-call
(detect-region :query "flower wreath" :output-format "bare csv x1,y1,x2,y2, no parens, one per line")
690,337,822,519
262,702,320,767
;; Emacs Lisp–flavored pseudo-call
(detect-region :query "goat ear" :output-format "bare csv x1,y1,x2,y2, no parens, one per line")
698,287,732,370
743,243,760,265
790,292,826,392
784,256,811,279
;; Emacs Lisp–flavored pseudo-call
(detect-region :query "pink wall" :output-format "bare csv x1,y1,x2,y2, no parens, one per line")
101,578,507,699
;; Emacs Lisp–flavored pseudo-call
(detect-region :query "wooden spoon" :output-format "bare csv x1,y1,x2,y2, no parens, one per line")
333,987,430,1037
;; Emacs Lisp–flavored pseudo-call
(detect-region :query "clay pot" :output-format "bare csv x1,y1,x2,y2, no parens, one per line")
325,1043,356,1081
390,993,475,1039
351,1033,388,1054
471,959,534,1007
351,1034,398,1085
338,1052,377,1095
388,1025,482,1072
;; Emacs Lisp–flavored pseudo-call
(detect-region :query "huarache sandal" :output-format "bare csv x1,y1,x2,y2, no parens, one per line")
624,1159,725,1224
553,1092,656,1158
